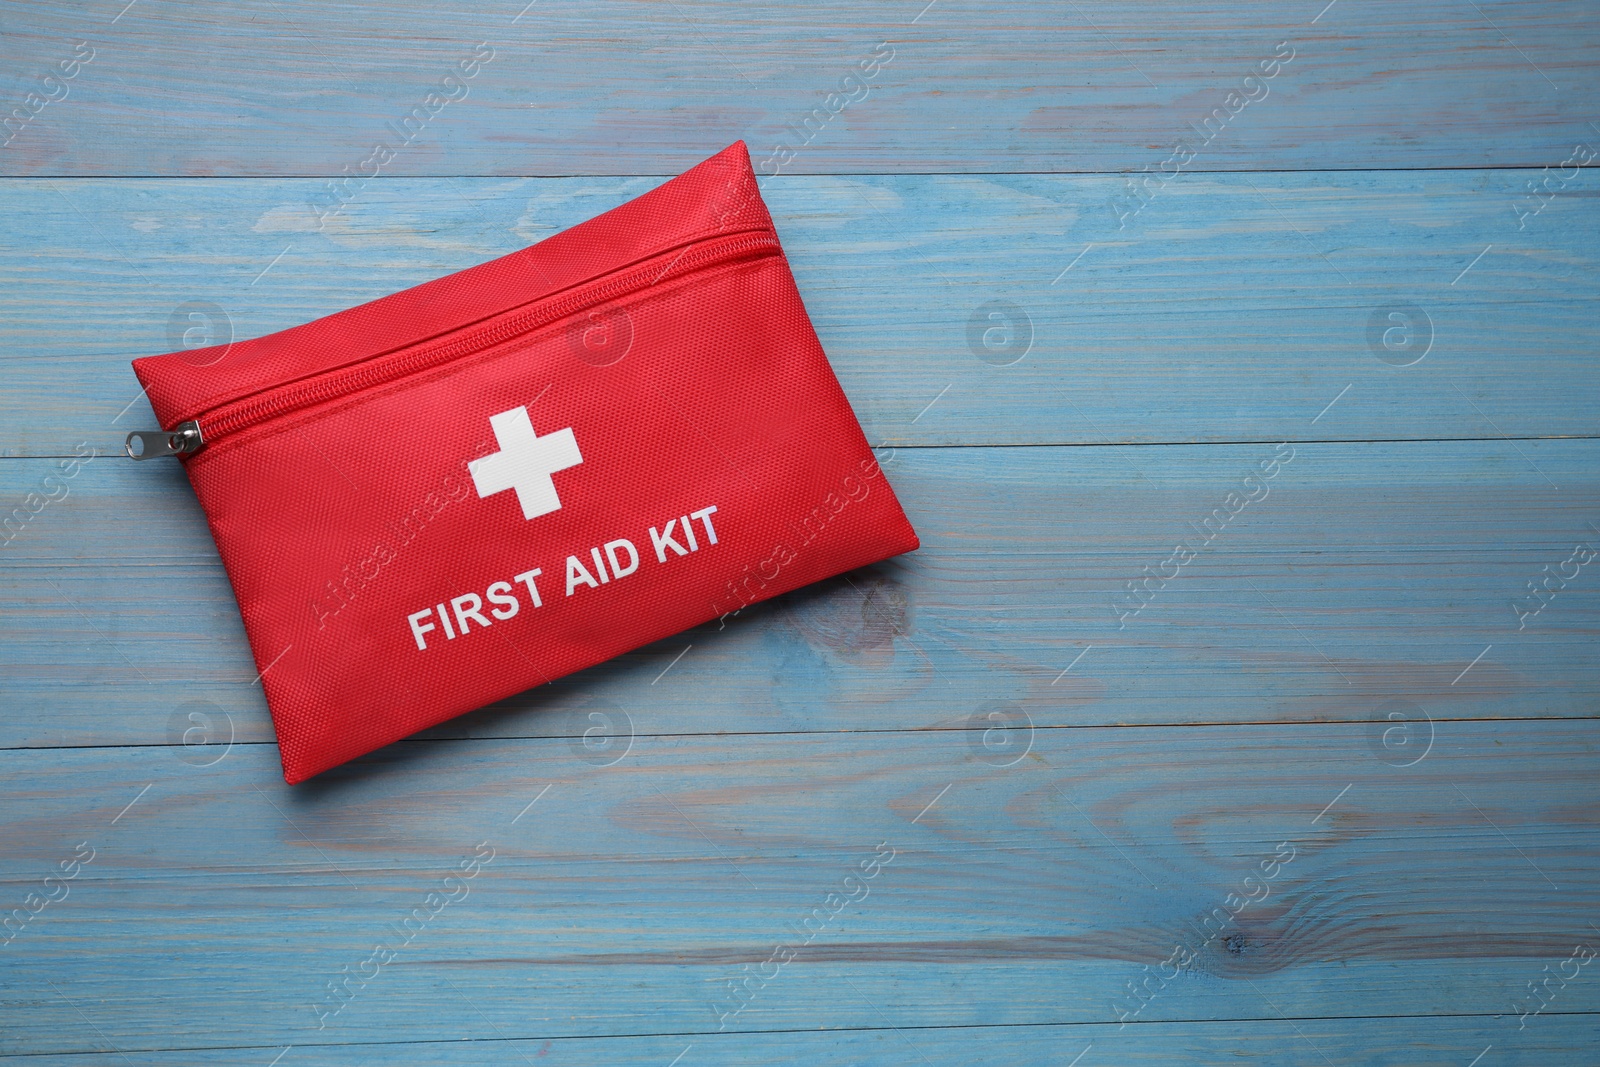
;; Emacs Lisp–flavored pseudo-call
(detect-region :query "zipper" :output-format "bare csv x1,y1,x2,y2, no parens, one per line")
125,420,203,459
126,230,781,460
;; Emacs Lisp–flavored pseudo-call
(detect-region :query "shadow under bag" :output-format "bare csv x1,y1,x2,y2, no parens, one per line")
129,142,920,783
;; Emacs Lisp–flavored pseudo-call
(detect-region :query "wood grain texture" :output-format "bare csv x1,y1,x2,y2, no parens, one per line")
1,721,1595,1054
0,171,1597,455
3,440,1596,748
1,1018,1594,1065
0,0,1596,176
3,1,1599,1058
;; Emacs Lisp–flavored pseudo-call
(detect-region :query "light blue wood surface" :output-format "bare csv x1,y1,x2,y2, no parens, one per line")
2,0,1597,1062
2,722,1597,1053
4,440,1598,747
2,1019,1596,1066
0,1,1596,175
2,172,1598,454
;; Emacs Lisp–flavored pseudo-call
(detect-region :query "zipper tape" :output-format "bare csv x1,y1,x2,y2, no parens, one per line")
127,230,780,460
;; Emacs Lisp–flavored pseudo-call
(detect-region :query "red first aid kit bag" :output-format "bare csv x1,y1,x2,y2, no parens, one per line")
128,142,919,783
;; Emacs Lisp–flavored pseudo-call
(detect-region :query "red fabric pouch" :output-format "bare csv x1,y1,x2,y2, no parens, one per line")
128,142,919,783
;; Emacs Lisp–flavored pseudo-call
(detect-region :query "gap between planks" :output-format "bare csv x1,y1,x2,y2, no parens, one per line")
6,713,1600,758
5,434,1600,462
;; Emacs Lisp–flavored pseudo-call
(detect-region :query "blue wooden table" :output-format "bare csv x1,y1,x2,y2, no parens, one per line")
3,1,1598,1062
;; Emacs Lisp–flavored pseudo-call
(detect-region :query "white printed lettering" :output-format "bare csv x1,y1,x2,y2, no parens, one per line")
513,568,543,608
651,518,688,562
485,581,519,620
451,593,491,635
408,608,436,650
567,555,599,595
691,505,719,545
605,538,639,578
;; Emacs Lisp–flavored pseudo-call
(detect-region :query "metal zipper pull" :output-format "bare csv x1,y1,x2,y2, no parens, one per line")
125,420,204,460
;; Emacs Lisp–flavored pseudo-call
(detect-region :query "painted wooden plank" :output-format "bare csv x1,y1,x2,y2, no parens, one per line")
0,171,1596,456
0,1,1595,176
3,2,1591,1061
0,721,1594,1052
0,1017,1593,1065
2,440,1596,751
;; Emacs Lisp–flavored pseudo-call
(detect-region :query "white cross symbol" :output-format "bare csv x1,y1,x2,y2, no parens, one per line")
469,406,583,520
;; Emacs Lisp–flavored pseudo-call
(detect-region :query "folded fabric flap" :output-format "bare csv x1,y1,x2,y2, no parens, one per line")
133,141,770,430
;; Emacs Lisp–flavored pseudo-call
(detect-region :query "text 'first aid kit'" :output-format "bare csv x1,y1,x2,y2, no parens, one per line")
128,142,919,783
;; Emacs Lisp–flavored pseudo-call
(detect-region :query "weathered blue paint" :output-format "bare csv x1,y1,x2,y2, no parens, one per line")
1,0,1597,1061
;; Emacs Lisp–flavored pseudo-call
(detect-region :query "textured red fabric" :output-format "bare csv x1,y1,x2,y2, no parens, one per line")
132,142,919,783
